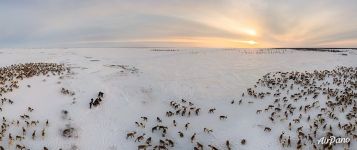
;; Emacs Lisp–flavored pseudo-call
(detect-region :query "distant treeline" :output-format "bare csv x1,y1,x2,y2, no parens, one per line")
223,48,288,54
151,49,180,51
275,48,356,52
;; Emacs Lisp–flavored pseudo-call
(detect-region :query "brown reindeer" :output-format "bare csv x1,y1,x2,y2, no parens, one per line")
135,133,145,142
138,144,150,150
126,131,136,139
153,145,167,150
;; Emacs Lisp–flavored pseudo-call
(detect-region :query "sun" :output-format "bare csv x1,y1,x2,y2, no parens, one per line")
247,40,257,45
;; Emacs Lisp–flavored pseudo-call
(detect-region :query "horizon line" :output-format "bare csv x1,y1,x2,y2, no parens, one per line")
1,46,357,49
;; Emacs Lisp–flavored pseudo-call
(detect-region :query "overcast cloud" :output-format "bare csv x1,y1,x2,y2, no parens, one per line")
1,0,357,48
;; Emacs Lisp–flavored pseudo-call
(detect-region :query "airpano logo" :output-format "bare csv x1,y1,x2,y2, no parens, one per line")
317,136,350,145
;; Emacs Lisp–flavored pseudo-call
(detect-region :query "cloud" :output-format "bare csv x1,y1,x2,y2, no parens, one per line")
0,0,357,47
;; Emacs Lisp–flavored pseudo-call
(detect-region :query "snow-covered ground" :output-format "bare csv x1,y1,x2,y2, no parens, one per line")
0,48,356,150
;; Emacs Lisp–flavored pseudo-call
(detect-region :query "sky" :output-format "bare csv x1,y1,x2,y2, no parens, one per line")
1,0,357,48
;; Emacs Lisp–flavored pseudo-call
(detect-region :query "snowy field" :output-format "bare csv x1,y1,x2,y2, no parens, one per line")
0,48,356,150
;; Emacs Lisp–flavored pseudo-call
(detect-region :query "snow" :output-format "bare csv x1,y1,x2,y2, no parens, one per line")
0,48,356,150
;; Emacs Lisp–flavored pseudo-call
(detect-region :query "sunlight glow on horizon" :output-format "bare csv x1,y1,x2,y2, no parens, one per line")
71,37,259,48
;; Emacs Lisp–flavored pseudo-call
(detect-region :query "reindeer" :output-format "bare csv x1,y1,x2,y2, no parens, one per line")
152,126,158,133
208,108,216,113
264,127,271,132
165,139,174,147
138,144,150,150
16,144,26,150
89,99,93,109
8,133,13,145
135,133,145,142
241,139,246,145
41,129,45,138
28,107,34,112
256,110,262,114
195,108,201,115
93,98,100,107
204,128,213,133
178,132,184,138
185,123,190,130
172,120,176,126
226,140,231,150
98,91,104,98
196,142,203,149
219,115,227,120
208,145,218,150
279,132,284,142
31,121,37,126
159,139,166,146
32,130,36,140
166,111,173,117
297,143,302,150
146,137,152,145
126,131,136,139
287,136,291,147
22,127,26,136
153,145,167,150
141,117,148,121
157,117,162,123
191,133,196,143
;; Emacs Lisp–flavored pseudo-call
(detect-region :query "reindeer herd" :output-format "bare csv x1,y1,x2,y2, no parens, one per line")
241,66,357,149
0,63,70,150
0,62,355,150
1,107,50,150
89,91,105,109
125,66,357,150
126,99,245,150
